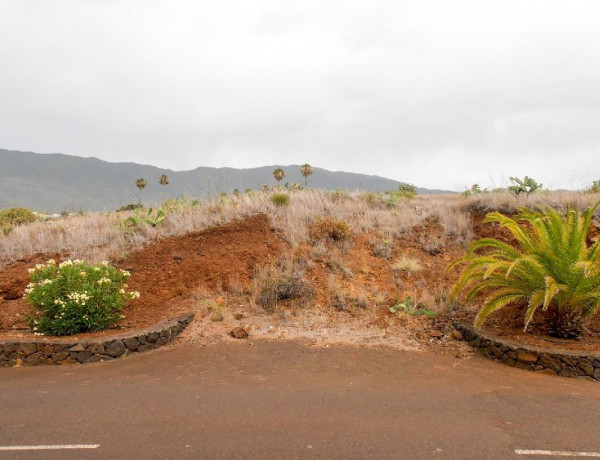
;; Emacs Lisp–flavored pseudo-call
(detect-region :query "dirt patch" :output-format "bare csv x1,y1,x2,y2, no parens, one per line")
0,214,284,339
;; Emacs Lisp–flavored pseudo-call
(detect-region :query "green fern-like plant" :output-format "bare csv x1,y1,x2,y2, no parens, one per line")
448,202,600,339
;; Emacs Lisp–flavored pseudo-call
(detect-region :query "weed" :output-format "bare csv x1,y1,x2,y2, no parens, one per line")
254,262,314,313
393,256,423,277
389,296,436,317
271,193,290,206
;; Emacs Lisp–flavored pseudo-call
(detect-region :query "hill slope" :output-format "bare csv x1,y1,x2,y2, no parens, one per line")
0,148,450,212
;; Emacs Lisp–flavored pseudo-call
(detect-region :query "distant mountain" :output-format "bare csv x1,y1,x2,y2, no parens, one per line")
0,148,451,212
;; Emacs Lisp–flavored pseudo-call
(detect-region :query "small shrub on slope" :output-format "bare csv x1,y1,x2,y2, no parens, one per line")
24,259,139,336
309,216,351,241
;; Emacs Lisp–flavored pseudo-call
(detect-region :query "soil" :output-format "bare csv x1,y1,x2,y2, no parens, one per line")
1,211,599,357
0,214,284,339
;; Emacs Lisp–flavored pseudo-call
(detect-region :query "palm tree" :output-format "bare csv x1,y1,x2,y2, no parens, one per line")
272,168,285,184
135,178,147,204
159,174,169,186
448,202,600,339
300,164,313,187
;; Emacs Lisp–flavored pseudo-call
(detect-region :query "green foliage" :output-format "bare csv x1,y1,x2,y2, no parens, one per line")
398,183,417,196
449,202,600,338
161,196,199,213
0,207,36,236
121,208,166,233
389,296,436,317
271,193,290,206
462,184,489,197
586,180,600,194
508,176,542,196
116,203,144,212
24,259,139,336
0,207,36,227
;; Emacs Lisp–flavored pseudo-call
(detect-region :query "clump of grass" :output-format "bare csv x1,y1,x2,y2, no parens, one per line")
271,193,290,207
393,256,423,277
370,238,393,259
254,262,315,313
309,216,351,242
203,297,226,321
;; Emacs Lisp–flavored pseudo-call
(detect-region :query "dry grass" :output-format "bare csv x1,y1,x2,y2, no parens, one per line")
393,256,423,277
2,189,598,269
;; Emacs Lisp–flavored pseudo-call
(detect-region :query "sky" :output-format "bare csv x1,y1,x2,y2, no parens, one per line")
1,1,599,191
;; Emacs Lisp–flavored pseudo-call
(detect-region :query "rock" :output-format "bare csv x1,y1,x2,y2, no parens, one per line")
68,343,86,352
559,366,578,378
52,352,69,363
73,352,93,363
538,354,563,373
3,343,17,354
83,354,106,364
86,343,105,354
155,337,168,347
17,343,37,356
430,330,443,339
594,368,600,380
59,357,78,365
147,332,159,343
104,340,126,357
123,337,140,350
230,327,249,339
517,351,538,363
42,344,55,355
137,344,154,353
576,359,595,376
449,329,463,341
24,352,42,365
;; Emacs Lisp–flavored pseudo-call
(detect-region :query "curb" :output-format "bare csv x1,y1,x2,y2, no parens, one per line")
455,323,600,380
0,313,194,367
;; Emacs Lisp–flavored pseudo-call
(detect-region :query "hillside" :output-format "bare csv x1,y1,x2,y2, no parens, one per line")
0,148,450,212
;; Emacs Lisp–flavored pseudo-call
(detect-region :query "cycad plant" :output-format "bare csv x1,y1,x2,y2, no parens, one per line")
449,202,600,339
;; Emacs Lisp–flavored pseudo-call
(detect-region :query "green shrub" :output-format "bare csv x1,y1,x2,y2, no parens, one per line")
271,193,290,206
449,202,600,338
24,259,139,336
116,203,144,212
121,207,166,234
508,176,542,196
0,207,36,227
389,296,436,317
586,180,600,194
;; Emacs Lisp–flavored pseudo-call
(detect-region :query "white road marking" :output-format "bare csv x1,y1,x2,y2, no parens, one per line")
0,444,99,451
516,449,600,457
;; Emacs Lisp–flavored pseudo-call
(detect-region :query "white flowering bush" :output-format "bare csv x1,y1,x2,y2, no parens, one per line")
24,259,140,336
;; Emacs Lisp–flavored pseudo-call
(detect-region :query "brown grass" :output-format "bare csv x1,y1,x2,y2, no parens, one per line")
2,190,598,269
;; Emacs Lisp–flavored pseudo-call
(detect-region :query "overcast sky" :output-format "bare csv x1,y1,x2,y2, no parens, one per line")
1,1,599,191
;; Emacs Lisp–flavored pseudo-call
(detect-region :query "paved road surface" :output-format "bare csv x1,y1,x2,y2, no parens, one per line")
1,340,600,459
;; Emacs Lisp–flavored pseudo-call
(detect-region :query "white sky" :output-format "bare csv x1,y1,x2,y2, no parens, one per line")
1,0,599,191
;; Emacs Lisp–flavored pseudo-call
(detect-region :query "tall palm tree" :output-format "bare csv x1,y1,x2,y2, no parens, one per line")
272,168,285,184
159,174,169,186
300,164,313,187
135,178,147,204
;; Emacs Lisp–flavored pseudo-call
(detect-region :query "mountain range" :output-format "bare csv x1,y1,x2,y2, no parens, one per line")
0,148,450,212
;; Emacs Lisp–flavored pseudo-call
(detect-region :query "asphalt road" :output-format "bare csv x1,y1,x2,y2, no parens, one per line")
1,339,600,459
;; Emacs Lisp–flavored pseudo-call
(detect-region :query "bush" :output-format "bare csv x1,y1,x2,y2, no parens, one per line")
508,176,542,196
24,259,139,336
271,193,290,206
308,216,351,241
254,264,314,313
449,202,600,339
0,207,36,235
116,203,143,212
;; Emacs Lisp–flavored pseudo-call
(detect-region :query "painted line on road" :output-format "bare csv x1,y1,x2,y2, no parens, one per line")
0,444,99,451
516,449,600,457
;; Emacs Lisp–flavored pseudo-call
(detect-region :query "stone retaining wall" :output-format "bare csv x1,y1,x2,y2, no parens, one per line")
455,323,600,380
0,313,194,367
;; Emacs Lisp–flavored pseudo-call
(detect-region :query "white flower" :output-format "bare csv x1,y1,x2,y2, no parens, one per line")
120,269,131,277
40,279,53,285
119,288,126,294
59,260,73,268
46,259,56,265
93,267,101,272
79,271,87,277
28,268,36,274
101,261,109,267
73,259,83,265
